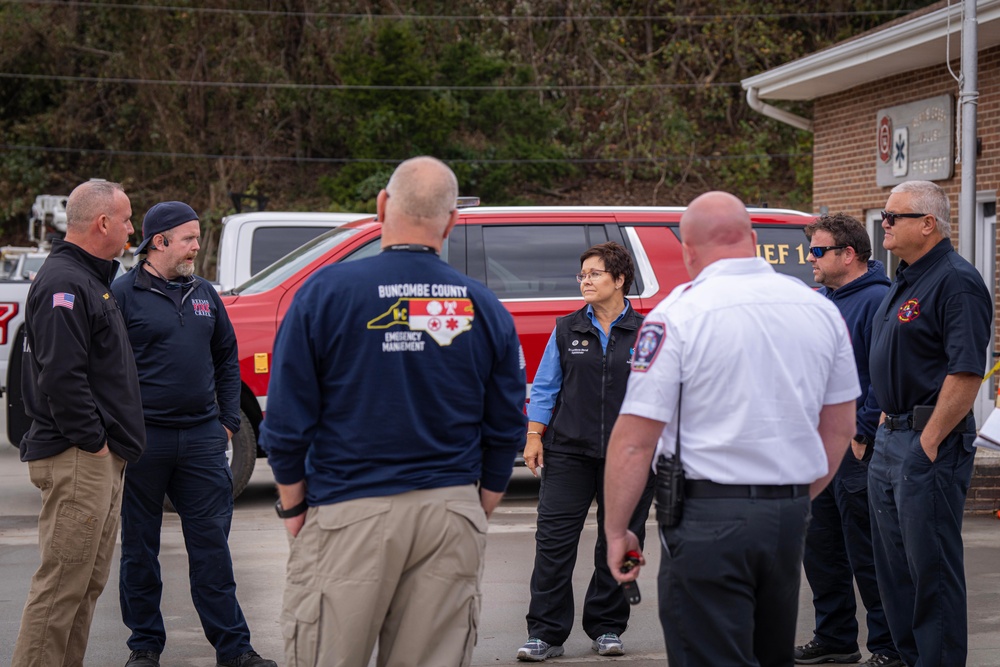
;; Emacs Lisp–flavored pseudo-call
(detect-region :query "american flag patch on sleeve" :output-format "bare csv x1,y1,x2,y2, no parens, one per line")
52,293,75,310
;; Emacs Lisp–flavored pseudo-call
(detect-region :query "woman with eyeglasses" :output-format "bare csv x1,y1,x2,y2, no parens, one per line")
516,241,655,663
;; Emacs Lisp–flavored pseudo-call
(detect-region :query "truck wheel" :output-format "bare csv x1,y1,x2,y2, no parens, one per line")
163,411,258,512
229,410,257,500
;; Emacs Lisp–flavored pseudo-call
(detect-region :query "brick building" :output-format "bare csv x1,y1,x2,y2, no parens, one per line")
742,0,1000,512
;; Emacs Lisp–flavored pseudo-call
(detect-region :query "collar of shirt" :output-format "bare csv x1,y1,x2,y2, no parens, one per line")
896,237,952,286
585,299,631,353
691,256,774,287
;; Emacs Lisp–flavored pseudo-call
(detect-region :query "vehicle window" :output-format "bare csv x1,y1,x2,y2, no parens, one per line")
753,226,813,284
232,226,363,295
481,225,608,298
22,256,46,278
341,238,382,263
667,224,812,285
251,227,333,275
340,228,459,265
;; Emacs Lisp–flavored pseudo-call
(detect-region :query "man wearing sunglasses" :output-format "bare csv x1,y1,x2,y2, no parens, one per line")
796,214,898,667
869,180,992,667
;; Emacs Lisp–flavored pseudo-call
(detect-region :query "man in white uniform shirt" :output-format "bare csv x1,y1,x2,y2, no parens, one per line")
603,191,859,667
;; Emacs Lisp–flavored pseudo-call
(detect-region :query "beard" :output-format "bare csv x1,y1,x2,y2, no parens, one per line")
174,257,196,277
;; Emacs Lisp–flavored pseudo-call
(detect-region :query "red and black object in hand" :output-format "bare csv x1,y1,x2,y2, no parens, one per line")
620,550,642,605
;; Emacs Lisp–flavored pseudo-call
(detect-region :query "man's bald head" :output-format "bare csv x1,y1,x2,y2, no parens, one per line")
384,156,457,220
679,191,756,278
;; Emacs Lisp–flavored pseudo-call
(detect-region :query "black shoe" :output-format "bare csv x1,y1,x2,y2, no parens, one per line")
216,650,278,667
794,639,862,664
124,650,160,667
862,655,905,667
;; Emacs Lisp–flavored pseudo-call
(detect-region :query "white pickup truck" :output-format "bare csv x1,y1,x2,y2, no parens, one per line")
4,210,371,499
215,211,371,292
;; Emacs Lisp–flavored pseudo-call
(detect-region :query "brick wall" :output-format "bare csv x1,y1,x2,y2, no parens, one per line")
810,45,1000,514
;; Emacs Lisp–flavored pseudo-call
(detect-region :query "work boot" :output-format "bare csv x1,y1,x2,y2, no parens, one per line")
124,650,160,667
216,650,278,667
794,639,862,664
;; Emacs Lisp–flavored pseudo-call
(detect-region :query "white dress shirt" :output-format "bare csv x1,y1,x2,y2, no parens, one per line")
621,257,860,485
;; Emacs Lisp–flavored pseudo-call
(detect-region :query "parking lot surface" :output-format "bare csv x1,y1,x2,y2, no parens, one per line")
3,441,1000,665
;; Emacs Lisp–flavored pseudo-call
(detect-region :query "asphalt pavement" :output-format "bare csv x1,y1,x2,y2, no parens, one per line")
3,437,1000,666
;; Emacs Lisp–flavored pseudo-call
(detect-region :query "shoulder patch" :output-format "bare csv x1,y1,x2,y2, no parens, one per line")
632,321,666,372
52,293,75,310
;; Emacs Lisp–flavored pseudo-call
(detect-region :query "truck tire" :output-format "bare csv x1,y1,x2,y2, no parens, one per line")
229,409,257,500
164,411,258,512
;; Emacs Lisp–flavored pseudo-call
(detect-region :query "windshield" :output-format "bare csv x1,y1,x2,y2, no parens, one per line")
231,226,364,295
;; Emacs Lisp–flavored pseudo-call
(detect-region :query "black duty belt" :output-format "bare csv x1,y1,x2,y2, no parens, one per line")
884,411,974,433
884,414,916,431
684,480,809,500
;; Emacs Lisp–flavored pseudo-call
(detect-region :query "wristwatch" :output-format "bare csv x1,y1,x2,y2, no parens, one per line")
854,434,875,462
275,498,308,519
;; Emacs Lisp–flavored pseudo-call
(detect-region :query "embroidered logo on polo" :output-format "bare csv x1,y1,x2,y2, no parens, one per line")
368,297,474,347
632,322,666,372
897,298,921,323
191,299,213,317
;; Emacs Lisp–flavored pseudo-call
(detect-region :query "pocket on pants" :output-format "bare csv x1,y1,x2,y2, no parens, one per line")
460,591,481,665
51,503,97,564
281,583,321,667
27,459,53,491
430,500,487,579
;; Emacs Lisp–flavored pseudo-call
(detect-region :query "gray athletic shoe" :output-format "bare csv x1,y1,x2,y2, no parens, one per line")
592,633,624,656
516,637,565,662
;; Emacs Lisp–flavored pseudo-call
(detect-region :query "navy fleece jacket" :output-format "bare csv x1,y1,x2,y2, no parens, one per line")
260,249,526,506
819,259,891,440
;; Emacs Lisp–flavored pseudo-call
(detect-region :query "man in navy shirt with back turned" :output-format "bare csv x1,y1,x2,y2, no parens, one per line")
869,180,991,667
261,156,527,667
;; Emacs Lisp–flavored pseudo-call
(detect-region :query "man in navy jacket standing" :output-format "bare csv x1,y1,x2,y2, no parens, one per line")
261,156,526,667
112,202,276,667
795,214,900,667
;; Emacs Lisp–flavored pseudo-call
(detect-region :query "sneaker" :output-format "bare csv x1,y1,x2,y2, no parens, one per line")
216,651,278,667
124,650,160,667
862,655,905,667
592,632,625,656
516,637,565,662
794,639,862,664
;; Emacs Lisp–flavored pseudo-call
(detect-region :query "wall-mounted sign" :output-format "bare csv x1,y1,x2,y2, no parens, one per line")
875,94,953,187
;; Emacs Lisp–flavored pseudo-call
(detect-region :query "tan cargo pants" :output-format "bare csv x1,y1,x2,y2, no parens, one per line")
12,447,126,667
281,484,488,667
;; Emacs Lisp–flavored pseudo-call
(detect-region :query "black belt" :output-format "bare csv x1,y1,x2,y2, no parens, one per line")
684,479,809,500
883,413,913,431
884,412,974,432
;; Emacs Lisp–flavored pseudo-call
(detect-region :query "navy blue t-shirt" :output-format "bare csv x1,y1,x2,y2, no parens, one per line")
869,238,991,415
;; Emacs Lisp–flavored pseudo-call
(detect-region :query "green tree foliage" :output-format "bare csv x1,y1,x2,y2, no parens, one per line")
0,0,938,245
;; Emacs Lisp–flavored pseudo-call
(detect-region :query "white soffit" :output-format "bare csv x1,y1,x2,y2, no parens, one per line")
742,0,1000,101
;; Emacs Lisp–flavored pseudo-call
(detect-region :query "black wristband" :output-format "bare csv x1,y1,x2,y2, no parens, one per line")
275,498,309,519
854,434,873,447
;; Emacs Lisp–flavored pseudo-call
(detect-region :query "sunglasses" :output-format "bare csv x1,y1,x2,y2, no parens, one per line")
808,245,847,259
880,210,927,226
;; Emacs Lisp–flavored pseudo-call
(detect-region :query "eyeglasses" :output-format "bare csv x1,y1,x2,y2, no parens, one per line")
808,245,847,259
880,210,927,226
576,269,608,283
